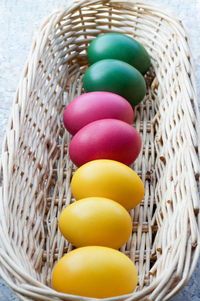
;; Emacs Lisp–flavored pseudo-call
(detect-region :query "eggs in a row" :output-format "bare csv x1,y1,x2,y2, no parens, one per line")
52,32,150,298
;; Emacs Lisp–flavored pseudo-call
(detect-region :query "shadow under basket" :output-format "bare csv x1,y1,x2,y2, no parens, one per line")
0,0,200,300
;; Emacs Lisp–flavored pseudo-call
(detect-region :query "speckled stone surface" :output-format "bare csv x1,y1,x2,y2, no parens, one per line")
0,1,199,300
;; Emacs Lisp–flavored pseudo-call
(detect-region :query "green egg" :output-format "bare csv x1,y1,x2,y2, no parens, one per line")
83,59,146,107
88,33,150,74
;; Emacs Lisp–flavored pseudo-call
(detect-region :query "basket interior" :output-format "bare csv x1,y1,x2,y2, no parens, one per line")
2,0,200,298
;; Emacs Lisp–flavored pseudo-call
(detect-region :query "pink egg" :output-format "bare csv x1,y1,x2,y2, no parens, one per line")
69,119,141,167
63,92,134,135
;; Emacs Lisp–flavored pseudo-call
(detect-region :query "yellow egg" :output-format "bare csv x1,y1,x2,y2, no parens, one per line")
52,246,138,298
59,197,132,249
71,159,145,210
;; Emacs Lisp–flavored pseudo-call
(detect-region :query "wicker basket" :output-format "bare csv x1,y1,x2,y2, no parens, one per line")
0,0,200,300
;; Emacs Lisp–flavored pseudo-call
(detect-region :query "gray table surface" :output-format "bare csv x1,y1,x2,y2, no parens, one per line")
0,0,199,300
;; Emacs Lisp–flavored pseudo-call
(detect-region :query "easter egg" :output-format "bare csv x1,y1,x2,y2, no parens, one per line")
69,119,141,167
52,246,138,298
71,159,145,210
63,92,134,135
58,197,132,249
83,59,146,106
88,33,150,74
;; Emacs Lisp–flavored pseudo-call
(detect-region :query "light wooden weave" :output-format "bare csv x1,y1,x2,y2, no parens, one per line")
0,0,200,300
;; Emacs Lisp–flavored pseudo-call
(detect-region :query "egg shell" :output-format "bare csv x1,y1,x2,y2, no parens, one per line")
69,118,142,167
52,246,138,298
58,197,132,249
88,33,150,74
83,59,146,106
63,91,134,135
71,159,145,210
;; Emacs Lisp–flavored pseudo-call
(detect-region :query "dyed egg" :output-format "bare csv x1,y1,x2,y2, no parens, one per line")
69,119,141,167
63,91,134,135
83,59,146,106
88,33,150,74
52,246,138,298
71,159,145,210
58,197,132,249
